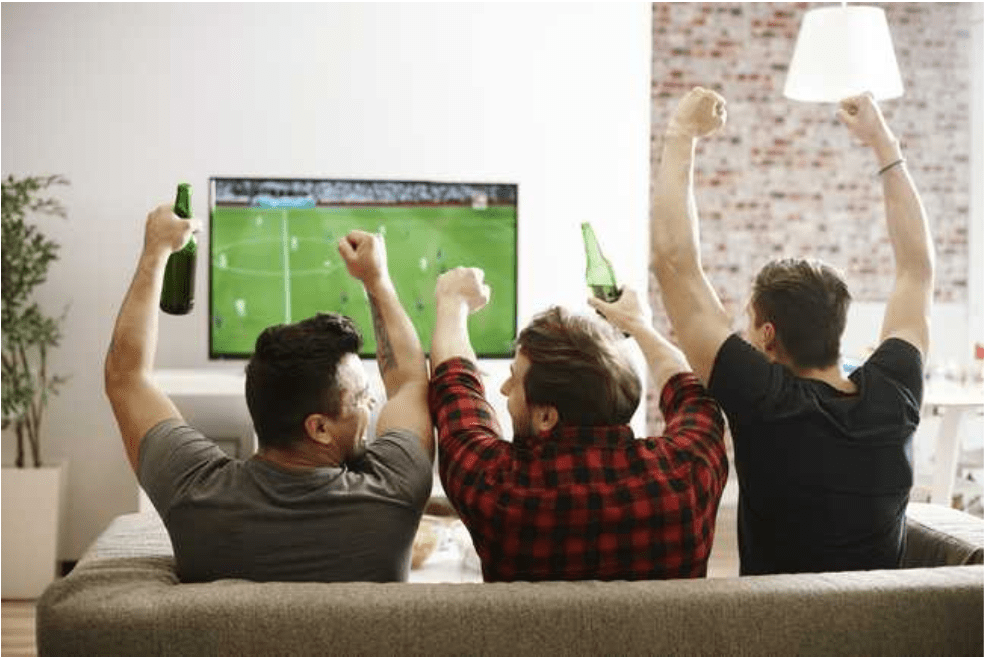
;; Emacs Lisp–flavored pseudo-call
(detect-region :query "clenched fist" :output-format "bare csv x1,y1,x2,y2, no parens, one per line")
836,92,896,151
338,230,389,287
667,86,727,139
435,267,491,315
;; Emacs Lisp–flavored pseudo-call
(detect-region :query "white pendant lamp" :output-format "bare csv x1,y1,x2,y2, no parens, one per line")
784,3,904,102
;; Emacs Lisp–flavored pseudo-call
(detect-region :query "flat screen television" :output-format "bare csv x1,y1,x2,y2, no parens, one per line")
209,177,518,359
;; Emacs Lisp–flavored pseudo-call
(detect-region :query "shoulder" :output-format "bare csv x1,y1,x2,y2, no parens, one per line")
709,334,789,397
430,356,484,392
428,357,499,431
659,372,720,414
137,420,232,516
862,338,923,383
710,334,768,380
138,419,216,468
858,337,924,402
368,427,432,471
360,427,434,502
867,337,923,365
656,372,726,456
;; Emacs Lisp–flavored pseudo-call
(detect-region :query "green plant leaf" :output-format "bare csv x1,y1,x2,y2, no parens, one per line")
1,175,69,466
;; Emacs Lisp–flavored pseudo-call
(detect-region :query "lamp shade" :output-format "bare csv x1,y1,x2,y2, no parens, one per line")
784,5,903,102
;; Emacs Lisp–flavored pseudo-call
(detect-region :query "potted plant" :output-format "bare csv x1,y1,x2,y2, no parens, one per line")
1,174,69,598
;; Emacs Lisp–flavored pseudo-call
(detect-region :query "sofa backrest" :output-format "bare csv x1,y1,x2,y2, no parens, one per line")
37,507,984,656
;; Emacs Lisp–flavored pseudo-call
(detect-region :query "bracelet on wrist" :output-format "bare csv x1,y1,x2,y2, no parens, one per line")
877,158,906,176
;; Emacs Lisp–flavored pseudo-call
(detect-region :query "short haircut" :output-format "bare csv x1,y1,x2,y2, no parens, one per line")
751,258,851,370
245,313,363,449
516,306,641,427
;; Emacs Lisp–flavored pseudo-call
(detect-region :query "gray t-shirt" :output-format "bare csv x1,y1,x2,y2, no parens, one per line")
138,419,432,583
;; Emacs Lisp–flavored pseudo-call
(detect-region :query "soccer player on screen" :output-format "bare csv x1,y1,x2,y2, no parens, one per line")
105,214,433,582
427,268,727,581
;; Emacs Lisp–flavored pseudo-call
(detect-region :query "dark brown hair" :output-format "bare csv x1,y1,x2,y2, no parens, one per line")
245,313,363,449
516,306,641,427
751,258,851,370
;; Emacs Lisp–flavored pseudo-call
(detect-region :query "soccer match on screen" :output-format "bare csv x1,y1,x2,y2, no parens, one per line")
209,178,518,359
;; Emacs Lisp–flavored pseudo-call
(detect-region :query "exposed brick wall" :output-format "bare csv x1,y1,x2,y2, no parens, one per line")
647,2,972,434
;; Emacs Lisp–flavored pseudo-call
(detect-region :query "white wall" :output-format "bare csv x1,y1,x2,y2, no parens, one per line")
1,3,652,559
970,3,984,355
842,302,971,367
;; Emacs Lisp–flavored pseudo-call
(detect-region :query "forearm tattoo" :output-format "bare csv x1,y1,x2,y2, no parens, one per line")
368,292,397,374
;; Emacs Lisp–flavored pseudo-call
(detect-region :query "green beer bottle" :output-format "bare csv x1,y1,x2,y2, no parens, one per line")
581,222,621,302
160,183,196,315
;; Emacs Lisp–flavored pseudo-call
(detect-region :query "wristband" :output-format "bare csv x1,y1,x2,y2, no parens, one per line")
877,158,905,176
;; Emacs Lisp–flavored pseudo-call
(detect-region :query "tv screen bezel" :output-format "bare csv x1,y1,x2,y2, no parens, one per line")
207,176,519,361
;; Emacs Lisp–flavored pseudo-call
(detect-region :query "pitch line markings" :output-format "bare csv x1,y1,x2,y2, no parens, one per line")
214,237,345,277
281,211,292,322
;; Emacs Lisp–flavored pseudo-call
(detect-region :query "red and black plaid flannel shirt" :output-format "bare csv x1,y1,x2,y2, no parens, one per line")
428,357,728,582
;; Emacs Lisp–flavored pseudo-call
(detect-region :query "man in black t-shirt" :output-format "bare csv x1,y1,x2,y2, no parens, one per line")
650,88,933,574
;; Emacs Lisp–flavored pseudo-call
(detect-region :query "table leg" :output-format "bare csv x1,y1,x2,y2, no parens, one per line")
931,407,964,506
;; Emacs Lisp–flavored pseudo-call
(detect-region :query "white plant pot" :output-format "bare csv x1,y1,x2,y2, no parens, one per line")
2,463,65,598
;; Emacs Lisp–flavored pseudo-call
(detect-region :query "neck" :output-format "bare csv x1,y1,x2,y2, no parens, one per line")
790,362,856,394
253,443,344,471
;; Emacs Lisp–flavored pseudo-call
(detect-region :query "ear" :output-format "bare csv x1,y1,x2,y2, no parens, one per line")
531,405,560,434
761,322,778,353
303,413,335,445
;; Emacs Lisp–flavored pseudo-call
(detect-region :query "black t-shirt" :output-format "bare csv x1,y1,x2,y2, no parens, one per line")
709,335,923,575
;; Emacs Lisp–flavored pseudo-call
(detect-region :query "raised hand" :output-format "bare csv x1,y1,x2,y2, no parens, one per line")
587,286,650,336
667,86,727,139
144,204,201,255
338,230,389,286
836,92,896,151
435,267,491,314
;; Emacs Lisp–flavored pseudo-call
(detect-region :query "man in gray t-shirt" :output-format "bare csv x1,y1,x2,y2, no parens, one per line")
106,205,434,582
139,421,431,582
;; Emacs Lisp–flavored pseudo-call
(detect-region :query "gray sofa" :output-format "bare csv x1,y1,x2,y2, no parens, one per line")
37,503,983,656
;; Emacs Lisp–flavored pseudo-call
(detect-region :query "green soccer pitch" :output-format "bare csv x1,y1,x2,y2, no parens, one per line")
210,205,517,358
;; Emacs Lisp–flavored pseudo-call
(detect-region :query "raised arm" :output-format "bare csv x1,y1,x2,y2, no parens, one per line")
105,205,201,471
430,267,490,368
837,93,934,358
587,287,690,393
590,287,726,482
652,87,733,385
338,231,433,459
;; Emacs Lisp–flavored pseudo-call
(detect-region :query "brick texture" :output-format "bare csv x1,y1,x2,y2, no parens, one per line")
647,2,972,434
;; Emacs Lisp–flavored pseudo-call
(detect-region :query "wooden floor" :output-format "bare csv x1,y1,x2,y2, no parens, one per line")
1,599,36,657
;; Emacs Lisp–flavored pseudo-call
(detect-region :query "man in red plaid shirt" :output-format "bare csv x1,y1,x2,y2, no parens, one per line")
428,269,727,582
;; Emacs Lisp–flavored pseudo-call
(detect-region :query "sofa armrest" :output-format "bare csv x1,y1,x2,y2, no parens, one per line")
903,502,984,567
77,512,173,564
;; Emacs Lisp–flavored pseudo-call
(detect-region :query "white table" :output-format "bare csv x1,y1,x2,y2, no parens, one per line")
408,517,483,583
922,381,983,506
